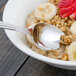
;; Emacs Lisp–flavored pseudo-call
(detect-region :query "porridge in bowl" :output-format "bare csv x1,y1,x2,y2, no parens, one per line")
26,0,76,61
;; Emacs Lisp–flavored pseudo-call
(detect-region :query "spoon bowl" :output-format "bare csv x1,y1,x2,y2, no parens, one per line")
32,22,64,50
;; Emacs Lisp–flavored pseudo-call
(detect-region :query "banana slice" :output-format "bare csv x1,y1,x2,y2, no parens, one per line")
34,3,57,20
70,21,76,35
67,42,76,61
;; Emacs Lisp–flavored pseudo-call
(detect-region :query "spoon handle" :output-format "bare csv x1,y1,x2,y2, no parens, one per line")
0,21,29,35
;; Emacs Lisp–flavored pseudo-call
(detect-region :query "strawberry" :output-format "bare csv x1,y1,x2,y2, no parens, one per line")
58,0,76,19
58,0,75,8
60,12,73,18
69,11,76,19
59,1,76,18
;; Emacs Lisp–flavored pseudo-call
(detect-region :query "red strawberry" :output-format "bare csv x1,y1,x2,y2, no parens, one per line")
69,11,76,19
60,12,73,18
59,1,76,18
58,0,75,8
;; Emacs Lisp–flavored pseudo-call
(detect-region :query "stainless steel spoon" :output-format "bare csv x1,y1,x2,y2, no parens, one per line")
0,21,64,51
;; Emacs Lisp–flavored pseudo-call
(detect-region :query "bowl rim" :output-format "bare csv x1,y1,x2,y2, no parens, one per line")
3,0,76,66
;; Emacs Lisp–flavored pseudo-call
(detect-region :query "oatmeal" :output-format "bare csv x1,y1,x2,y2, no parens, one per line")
26,0,76,61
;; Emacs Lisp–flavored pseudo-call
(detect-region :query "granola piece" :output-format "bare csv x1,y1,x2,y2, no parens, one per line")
49,0,55,5
60,35,76,45
60,27,71,35
60,35,72,45
62,54,68,60
49,0,60,5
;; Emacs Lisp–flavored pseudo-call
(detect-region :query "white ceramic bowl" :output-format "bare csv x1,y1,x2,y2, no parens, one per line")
3,0,76,70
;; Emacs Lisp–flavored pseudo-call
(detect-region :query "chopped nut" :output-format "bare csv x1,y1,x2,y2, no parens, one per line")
35,20,39,23
62,54,68,60
33,17,37,19
53,51,59,56
38,50,46,55
49,0,55,4
40,20,44,22
56,0,60,3
46,21,51,24
56,24,60,28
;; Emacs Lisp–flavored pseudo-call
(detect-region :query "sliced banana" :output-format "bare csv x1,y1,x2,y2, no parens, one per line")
34,3,57,20
67,42,76,61
70,21,76,35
